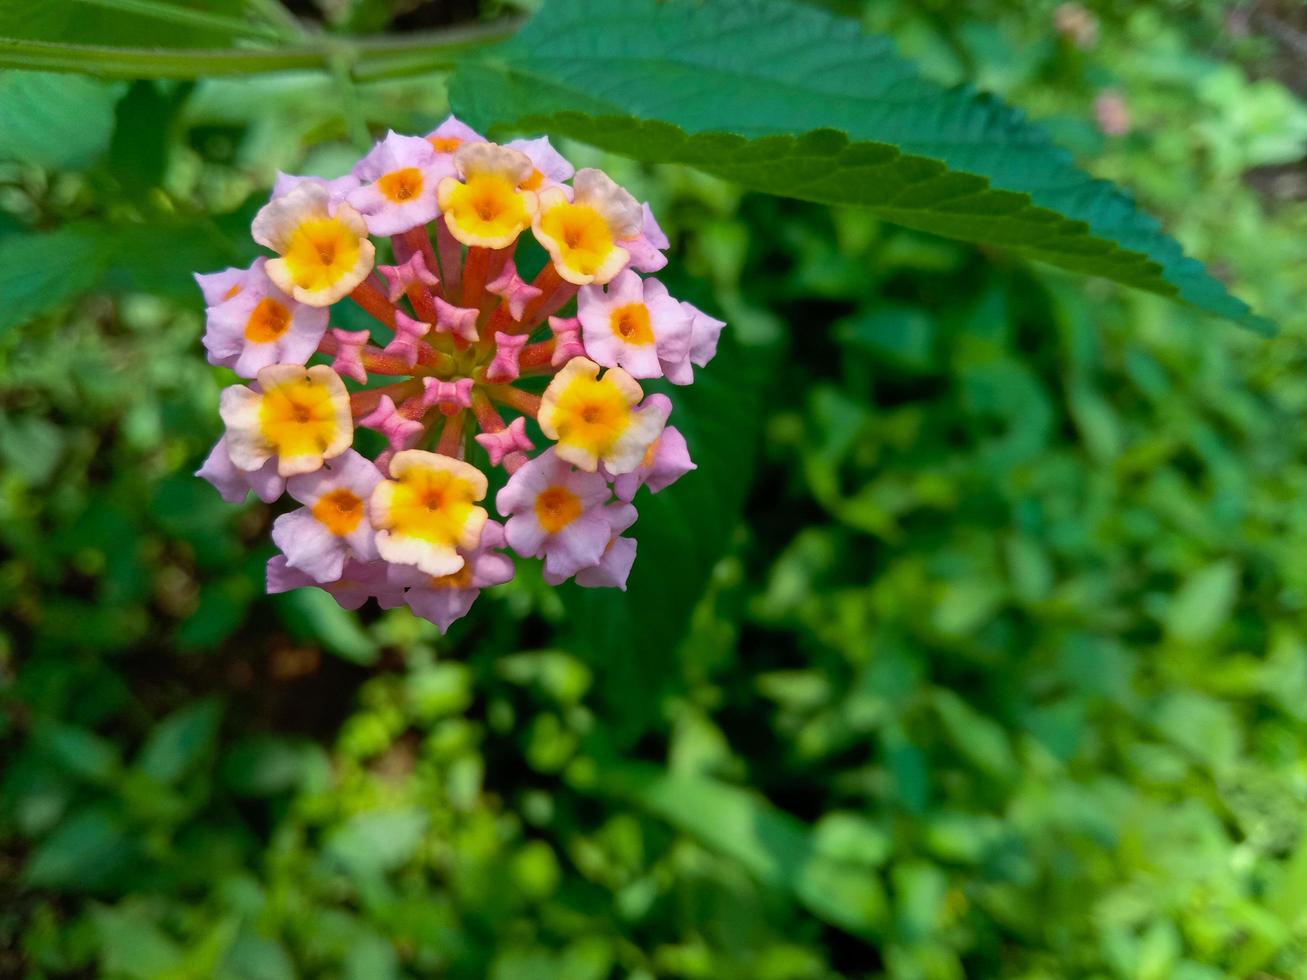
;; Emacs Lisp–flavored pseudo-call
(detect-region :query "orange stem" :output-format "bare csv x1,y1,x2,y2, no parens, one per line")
350,276,398,329
485,385,541,418
436,410,467,458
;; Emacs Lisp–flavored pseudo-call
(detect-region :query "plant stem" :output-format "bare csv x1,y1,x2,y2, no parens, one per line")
0,18,522,80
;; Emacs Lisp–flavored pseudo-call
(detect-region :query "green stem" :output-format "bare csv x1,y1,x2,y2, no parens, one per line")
0,18,521,80
70,0,289,42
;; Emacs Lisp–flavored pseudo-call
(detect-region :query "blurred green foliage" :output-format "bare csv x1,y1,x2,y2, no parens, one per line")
4,1,1307,978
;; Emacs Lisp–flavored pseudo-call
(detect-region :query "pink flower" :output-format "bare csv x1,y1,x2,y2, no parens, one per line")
271,450,385,582
485,331,528,383
421,377,474,416
329,328,370,384
433,296,480,343
611,407,696,501
425,115,487,157
382,310,432,367
391,521,515,632
266,555,407,611
474,416,534,466
358,395,424,459
549,316,586,367
486,258,543,321
663,299,726,385
621,203,669,273
270,172,361,203
196,435,285,503
347,131,454,236
506,136,574,192
202,258,329,377
194,262,259,307
577,269,691,379
544,502,638,589
378,251,439,303
496,449,613,579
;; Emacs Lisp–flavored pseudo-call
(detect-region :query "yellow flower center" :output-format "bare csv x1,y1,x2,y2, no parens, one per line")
258,376,343,460
534,486,583,534
282,217,363,294
538,202,615,278
521,168,545,191
378,167,424,203
428,136,462,154
387,467,482,545
311,487,364,536
223,283,243,300
551,374,632,458
610,303,654,345
244,297,292,343
444,173,531,244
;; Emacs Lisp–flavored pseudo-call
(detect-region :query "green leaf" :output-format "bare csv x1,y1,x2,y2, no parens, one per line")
595,762,888,940
24,808,138,891
0,70,124,168
559,332,775,744
450,0,1271,333
0,0,268,47
271,587,379,665
136,698,223,785
0,225,107,336
1165,559,1240,645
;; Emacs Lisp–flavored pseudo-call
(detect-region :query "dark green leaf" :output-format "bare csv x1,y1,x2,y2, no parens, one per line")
136,698,223,784
450,0,1271,333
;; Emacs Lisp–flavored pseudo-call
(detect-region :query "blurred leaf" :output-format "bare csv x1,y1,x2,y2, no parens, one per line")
597,762,888,940
24,808,138,891
1165,560,1240,645
0,70,124,168
836,305,938,373
0,0,261,47
136,698,223,785
106,80,191,196
272,587,379,665
91,902,184,979
326,808,428,878
452,0,1272,332
0,225,106,336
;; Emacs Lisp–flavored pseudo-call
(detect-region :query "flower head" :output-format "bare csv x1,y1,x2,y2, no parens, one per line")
425,115,486,156
577,269,691,379
391,520,515,632
252,182,375,306
202,258,329,377
220,364,353,477
497,449,613,580
272,449,384,582
347,132,453,237
195,117,725,631
533,168,642,285
539,358,665,473
437,143,537,249
369,450,488,577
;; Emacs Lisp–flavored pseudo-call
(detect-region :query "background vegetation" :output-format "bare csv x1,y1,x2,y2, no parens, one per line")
4,0,1307,977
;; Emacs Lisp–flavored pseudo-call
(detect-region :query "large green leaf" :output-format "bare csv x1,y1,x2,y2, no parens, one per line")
449,0,1271,333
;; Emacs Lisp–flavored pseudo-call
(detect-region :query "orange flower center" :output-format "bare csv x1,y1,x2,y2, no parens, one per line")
312,488,364,536
611,303,654,345
378,167,424,203
244,297,292,343
535,486,583,533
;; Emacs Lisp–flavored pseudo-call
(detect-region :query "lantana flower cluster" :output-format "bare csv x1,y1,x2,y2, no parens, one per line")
195,117,723,632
